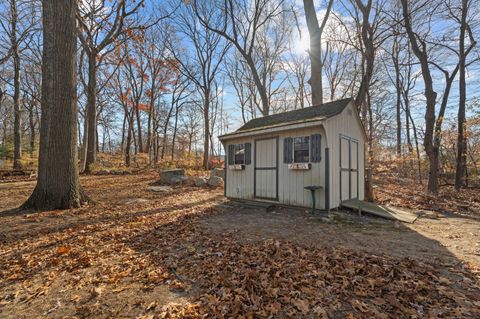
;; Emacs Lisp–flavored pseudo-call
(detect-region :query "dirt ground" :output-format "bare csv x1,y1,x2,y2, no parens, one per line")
0,172,479,318
201,204,480,267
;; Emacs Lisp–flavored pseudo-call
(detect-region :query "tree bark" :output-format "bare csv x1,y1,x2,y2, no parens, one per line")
171,107,179,161
203,91,210,170
401,0,438,193
29,101,35,155
22,0,88,210
11,0,22,169
455,0,469,190
125,116,133,167
135,103,143,153
83,53,97,173
303,0,333,105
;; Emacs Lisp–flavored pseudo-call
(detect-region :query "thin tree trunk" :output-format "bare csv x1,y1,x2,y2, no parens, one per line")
135,104,143,152
203,92,210,170
171,108,179,161
125,117,133,166
29,102,35,155
120,111,127,152
12,0,22,169
392,39,402,156
455,0,469,190
84,53,97,173
23,0,87,210
401,0,439,193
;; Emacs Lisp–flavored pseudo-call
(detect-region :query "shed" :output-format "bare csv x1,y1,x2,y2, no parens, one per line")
219,98,366,210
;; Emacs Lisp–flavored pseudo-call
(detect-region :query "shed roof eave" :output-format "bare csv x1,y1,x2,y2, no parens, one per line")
219,117,326,141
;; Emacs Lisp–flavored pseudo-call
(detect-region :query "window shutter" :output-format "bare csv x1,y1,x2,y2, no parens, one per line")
284,137,293,163
228,144,234,165
245,143,251,165
310,134,321,162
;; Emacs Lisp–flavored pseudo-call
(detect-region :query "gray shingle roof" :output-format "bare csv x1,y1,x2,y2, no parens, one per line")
236,98,352,132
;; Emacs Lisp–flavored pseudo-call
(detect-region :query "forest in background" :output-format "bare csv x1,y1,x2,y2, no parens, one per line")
0,0,479,194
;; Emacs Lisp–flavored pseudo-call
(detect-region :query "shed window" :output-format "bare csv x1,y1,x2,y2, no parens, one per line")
234,144,245,164
293,136,310,163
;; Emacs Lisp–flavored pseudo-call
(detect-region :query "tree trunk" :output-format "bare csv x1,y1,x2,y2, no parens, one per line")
120,111,127,152
84,52,97,173
203,92,210,170
303,0,333,105
455,0,468,190
171,108,179,161
12,0,22,169
125,116,133,167
22,0,87,210
29,102,35,155
392,40,402,156
401,0,438,193
135,103,143,152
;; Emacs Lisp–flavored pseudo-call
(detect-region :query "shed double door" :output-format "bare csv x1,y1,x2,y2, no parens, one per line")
340,136,359,201
254,137,278,200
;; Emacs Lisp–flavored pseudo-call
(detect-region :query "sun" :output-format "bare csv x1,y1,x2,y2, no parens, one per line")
298,35,310,52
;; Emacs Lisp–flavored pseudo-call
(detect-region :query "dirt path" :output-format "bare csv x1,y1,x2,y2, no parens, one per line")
200,204,480,268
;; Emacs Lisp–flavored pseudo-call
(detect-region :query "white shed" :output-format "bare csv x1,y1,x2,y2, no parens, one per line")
219,98,367,210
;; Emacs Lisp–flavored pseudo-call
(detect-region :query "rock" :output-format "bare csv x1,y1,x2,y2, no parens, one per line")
208,176,224,187
159,169,186,184
194,177,207,187
169,176,189,185
211,168,225,179
147,186,173,193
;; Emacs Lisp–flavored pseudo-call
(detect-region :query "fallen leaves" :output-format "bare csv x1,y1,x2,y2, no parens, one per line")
57,245,71,255
0,172,479,318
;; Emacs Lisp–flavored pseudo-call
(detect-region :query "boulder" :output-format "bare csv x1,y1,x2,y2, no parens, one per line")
211,168,225,179
169,176,189,185
159,169,186,184
208,176,224,187
193,177,207,187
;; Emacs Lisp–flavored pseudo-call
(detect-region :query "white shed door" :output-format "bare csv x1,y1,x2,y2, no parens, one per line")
340,136,359,201
254,137,278,200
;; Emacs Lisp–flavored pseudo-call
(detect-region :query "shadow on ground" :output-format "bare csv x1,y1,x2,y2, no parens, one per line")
126,201,480,317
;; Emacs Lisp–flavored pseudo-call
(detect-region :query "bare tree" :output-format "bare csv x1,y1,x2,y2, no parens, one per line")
0,0,39,169
451,0,479,189
77,0,146,172
194,0,286,116
169,1,229,169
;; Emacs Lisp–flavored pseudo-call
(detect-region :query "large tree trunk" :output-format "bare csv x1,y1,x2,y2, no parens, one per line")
22,0,87,210
84,53,97,173
303,0,333,105
455,0,468,190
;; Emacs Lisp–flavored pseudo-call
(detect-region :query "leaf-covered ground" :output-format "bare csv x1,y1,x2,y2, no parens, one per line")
0,172,479,318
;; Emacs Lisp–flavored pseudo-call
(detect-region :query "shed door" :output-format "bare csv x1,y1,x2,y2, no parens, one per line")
254,137,278,200
340,136,359,201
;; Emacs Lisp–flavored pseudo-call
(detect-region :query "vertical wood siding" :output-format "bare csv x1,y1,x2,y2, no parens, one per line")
323,102,366,208
225,126,326,209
